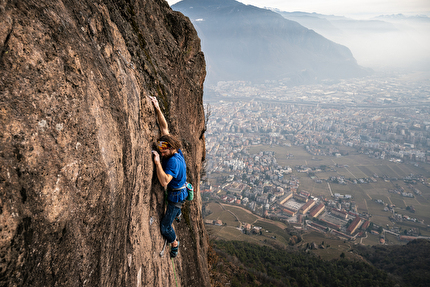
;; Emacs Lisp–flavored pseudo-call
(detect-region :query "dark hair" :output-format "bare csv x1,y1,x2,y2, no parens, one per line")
158,134,181,151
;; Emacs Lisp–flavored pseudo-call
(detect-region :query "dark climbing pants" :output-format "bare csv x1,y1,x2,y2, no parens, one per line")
160,201,182,243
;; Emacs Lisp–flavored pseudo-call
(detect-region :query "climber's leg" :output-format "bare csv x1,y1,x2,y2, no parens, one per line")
160,202,181,243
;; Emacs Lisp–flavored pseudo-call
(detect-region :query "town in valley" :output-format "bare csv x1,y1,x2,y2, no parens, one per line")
201,72,430,245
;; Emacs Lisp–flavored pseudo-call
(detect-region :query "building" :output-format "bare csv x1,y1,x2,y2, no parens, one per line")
294,192,308,202
347,216,363,235
244,223,252,231
308,222,327,232
300,190,311,197
309,203,325,218
361,220,370,231
299,199,316,214
331,208,349,220
225,181,249,194
278,191,293,205
283,208,296,217
332,230,352,240
252,226,262,234
320,218,341,230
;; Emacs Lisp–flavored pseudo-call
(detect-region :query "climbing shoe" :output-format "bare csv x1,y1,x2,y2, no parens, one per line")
170,240,179,258
175,213,182,223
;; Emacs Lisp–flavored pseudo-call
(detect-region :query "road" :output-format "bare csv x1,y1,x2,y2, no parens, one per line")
327,182,333,197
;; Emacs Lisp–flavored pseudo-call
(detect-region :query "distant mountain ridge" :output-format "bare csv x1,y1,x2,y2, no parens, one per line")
375,13,430,22
173,0,370,85
276,11,430,71
278,11,398,32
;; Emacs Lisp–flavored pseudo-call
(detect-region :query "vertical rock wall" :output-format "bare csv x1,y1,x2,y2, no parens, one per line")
0,0,208,286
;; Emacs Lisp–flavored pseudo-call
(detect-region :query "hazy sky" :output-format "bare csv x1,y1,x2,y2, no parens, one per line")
167,0,430,18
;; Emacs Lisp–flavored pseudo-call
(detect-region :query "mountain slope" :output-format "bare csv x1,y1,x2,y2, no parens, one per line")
0,0,208,286
173,0,369,85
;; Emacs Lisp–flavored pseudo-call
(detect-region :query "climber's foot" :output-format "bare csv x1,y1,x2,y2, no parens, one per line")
170,240,179,258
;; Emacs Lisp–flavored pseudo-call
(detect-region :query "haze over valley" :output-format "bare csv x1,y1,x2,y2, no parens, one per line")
278,11,430,72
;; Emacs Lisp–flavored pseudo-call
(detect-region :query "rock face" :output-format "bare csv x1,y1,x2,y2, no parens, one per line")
0,0,208,286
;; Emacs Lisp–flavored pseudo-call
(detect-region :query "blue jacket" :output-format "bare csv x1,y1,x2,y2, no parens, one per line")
162,149,188,202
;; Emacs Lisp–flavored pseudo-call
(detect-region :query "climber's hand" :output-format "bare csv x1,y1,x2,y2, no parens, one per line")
152,150,160,164
149,96,160,110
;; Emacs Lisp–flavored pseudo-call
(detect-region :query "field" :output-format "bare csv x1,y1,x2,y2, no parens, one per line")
205,142,430,261
204,202,384,261
247,144,430,236
301,231,361,260
204,202,292,248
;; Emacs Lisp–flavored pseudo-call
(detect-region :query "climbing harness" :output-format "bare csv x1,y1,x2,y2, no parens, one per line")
169,182,194,202
172,258,179,287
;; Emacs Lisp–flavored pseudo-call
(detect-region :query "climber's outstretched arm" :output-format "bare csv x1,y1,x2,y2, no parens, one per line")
149,96,169,136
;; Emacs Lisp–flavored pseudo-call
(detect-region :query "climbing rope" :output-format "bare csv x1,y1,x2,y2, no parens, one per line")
171,258,179,287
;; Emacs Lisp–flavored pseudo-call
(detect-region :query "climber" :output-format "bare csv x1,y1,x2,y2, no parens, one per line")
150,95,188,258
